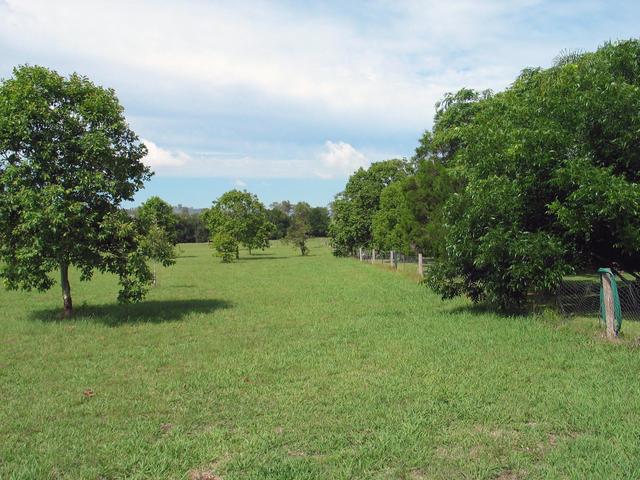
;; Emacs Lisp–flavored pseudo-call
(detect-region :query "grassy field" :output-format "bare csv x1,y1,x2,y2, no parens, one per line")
2,240,640,479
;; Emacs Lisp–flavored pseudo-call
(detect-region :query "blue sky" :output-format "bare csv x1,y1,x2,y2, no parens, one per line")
1,0,639,207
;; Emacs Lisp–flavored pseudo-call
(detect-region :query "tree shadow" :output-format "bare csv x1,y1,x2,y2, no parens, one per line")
240,256,289,261
29,298,233,326
443,302,531,319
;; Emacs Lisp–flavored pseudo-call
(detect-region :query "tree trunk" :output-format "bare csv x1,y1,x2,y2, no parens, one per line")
60,261,72,318
236,245,240,260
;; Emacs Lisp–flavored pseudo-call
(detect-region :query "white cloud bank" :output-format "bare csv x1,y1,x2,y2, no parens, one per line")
0,0,633,179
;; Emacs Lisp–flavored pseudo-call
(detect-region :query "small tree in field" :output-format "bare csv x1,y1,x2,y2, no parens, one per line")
205,190,274,260
211,231,238,263
285,202,312,256
137,197,178,284
0,65,164,317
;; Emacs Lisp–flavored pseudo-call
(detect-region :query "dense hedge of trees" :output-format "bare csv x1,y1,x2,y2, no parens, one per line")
329,39,640,309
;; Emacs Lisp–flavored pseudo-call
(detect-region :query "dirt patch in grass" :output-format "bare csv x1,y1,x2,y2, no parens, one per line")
188,470,222,480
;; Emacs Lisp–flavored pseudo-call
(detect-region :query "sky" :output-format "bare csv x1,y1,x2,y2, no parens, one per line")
1,0,639,208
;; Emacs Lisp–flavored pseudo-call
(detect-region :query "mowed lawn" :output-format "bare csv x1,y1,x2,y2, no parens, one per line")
2,240,640,479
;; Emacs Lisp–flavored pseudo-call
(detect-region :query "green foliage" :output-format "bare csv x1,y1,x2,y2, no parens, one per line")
429,39,640,308
137,196,178,269
329,159,409,256
0,65,153,313
175,209,209,243
205,190,275,257
137,196,178,244
211,231,238,263
309,206,330,237
401,159,460,257
371,181,411,253
267,202,291,239
285,202,312,255
415,88,491,166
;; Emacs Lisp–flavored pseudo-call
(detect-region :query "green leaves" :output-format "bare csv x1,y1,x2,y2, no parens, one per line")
0,65,154,312
329,159,409,256
205,189,274,261
428,39,640,308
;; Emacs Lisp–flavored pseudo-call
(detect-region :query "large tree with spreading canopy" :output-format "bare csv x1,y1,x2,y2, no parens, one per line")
0,65,161,317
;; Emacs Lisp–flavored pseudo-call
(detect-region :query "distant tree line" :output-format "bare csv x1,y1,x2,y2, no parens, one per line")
329,39,640,309
128,199,330,248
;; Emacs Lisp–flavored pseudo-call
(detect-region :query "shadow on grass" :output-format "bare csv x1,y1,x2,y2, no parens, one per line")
240,256,289,261
30,298,233,326
443,302,532,318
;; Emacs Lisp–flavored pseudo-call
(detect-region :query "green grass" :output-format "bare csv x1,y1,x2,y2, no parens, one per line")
2,240,640,479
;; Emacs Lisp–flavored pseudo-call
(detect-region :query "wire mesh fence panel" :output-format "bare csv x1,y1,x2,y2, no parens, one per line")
556,274,640,322
616,278,640,322
556,279,600,317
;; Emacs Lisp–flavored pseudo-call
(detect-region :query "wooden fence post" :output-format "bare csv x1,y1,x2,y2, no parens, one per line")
359,247,363,261
390,251,395,268
599,268,619,338
371,249,376,264
418,253,424,278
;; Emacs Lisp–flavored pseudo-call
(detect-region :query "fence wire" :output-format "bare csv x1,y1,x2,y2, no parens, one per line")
556,275,640,321
352,249,425,276
353,247,640,323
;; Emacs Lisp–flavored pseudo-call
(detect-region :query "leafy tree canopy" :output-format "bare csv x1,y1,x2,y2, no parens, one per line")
329,159,409,256
429,39,640,308
137,196,178,245
137,197,178,273
285,202,312,256
205,189,275,258
309,206,330,237
0,65,156,316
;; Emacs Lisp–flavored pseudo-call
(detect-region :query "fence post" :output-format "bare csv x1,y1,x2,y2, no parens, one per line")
418,253,424,278
371,249,376,264
390,251,395,268
359,247,363,261
598,268,621,338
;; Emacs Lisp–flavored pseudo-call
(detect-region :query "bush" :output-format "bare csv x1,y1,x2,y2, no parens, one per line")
212,232,238,263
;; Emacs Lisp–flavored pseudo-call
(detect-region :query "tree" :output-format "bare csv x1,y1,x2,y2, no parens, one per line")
175,210,209,243
211,231,238,263
137,196,178,284
205,190,274,260
285,202,312,255
371,181,411,253
414,88,492,166
309,206,330,237
137,196,178,244
428,40,640,308
400,159,460,257
0,65,159,317
267,205,291,239
329,159,409,256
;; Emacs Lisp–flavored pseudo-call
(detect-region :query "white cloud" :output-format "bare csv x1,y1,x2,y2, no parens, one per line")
234,179,247,187
315,141,369,179
0,0,633,179
141,138,190,169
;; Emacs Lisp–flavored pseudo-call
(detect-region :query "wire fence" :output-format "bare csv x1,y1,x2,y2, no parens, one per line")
554,275,640,321
353,247,640,322
352,248,426,277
